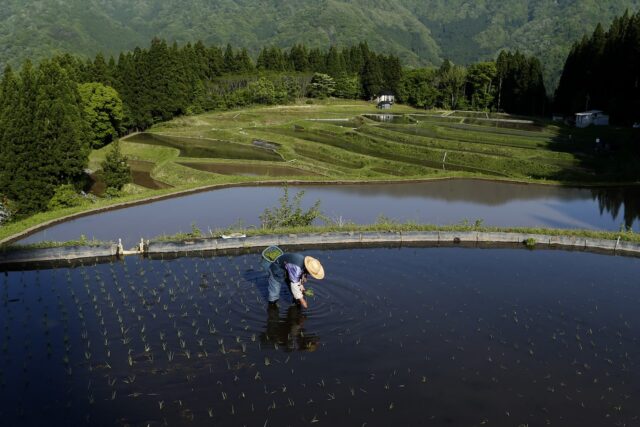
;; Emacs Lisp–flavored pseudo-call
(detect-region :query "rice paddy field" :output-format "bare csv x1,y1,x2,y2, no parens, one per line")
7,100,636,246
91,100,637,192
2,246,640,426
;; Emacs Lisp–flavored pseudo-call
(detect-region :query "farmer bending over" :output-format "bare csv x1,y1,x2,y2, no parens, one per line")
268,253,324,309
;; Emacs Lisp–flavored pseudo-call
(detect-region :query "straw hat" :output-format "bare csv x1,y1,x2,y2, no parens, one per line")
304,256,325,280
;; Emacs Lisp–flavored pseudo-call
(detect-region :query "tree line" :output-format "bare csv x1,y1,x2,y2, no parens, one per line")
58,40,403,131
0,61,91,216
0,35,594,221
554,10,640,125
397,51,548,116
0,41,404,218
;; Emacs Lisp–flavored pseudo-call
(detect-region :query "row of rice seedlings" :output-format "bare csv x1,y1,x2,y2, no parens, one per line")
4,248,639,424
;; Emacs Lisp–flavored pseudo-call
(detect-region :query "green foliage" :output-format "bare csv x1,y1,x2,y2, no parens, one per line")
100,141,131,191
0,59,90,216
308,73,335,99
78,82,124,148
398,68,438,108
152,221,640,246
361,57,384,99
524,237,537,249
259,186,323,229
102,187,123,198
2,1,639,90
466,62,497,110
496,51,548,116
437,60,467,110
246,78,277,104
399,52,547,114
190,222,202,238
555,11,640,125
334,75,361,99
6,234,106,251
47,184,86,211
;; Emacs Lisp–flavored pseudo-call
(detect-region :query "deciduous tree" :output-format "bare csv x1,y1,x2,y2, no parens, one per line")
78,82,124,148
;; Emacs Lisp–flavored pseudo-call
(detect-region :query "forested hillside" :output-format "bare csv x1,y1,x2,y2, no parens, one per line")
2,0,639,88
555,11,640,124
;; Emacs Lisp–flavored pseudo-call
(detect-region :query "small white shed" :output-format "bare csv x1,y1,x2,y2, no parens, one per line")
374,91,395,105
575,110,609,128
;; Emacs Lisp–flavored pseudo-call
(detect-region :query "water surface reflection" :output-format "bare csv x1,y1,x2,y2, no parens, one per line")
2,248,640,426
18,180,640,246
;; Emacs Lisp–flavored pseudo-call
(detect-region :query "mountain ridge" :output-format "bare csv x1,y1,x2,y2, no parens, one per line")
2,0,639,87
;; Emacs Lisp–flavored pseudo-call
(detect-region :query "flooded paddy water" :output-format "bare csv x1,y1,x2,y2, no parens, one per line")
1,246,639,426
126,133,283,162
19,180,640,247
89,160,171,195
179,162,321,177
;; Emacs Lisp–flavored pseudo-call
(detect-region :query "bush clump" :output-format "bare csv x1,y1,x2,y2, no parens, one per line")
259,186,322,229
47,184,86,211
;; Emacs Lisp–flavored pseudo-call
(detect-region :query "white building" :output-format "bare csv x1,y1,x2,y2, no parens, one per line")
575,110,609,128
374,91,395,105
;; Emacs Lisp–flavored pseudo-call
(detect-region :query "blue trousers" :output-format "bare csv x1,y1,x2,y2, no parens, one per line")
262,258,287,302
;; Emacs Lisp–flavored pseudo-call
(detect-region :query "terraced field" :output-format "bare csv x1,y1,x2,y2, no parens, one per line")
87,100,636,191
5,100,638,245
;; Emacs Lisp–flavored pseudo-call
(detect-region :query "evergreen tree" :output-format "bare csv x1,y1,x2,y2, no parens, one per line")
361,56,384,99
145,38,181,122
346,44,366,74
192,41,210,80
496,51,547,116
101,141,131,191
34,60,90,190
289,44,309,72
307,48,325,73
325,46,345,77
223,44,237,73
381,55,403,95
0,66,18,196
4,61,40,214
53,53,85,82
256,47,269,70
91,52,110,84
555,11,640,124
207,46,224,77
235,48,254,72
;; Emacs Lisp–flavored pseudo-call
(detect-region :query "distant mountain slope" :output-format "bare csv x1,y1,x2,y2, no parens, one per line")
2,0,639,87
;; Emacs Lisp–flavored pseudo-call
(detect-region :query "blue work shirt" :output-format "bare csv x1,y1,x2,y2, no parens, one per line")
270,252,306,283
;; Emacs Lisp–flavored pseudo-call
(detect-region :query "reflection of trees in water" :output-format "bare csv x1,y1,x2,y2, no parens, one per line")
592,187,640,228
261,305,319,352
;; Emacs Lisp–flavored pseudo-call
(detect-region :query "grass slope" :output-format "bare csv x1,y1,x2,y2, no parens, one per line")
1,100,638,245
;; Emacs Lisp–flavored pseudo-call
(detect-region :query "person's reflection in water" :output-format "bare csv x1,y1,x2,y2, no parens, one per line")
261,304,319,352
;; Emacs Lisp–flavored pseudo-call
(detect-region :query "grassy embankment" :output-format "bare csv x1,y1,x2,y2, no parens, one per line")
1,99,638,244
8,222,640,251
152,221,640,245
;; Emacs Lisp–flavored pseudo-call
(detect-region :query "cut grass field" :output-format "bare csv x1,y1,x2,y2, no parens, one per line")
1,99,638,245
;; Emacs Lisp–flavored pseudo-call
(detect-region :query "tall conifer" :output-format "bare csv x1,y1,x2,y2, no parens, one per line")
34,61,90,197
